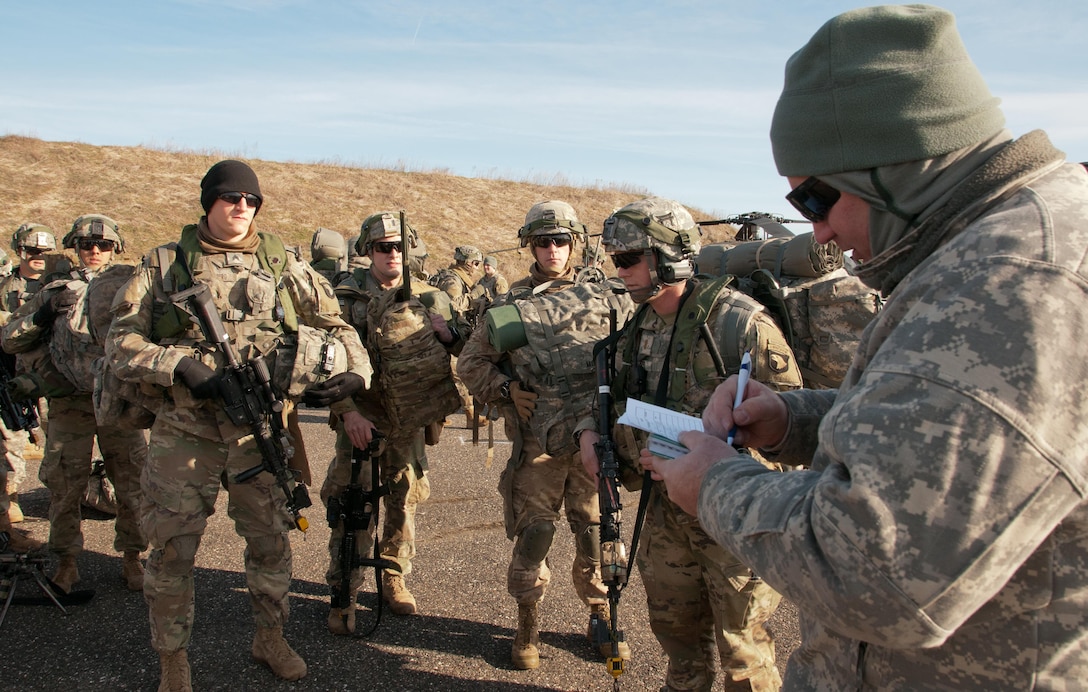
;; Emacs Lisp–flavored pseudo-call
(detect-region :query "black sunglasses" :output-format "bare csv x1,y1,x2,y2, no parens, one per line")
77,239,115,252
218,192,261,208
530,234,572,248
22,247,48,257
373,241,403,254
786,177,841,223
611,252,644,269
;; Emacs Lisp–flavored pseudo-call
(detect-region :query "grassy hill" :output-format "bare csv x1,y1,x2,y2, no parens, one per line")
0,135,740,279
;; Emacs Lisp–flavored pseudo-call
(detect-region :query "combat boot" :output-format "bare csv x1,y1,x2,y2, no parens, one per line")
511,602,540,670
122,550,145,591
0,525,44,554
382,572,418,615
52,555,80,593
252,625,307,681
327,605,356,635
157,649,191,692
8,494,24,523
465,407,488,429
588,603,631,660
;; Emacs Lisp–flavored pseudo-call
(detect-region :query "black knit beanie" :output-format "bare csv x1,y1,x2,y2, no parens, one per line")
200,160,263,214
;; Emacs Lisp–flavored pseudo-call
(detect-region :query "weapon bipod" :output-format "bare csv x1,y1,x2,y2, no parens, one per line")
329,432,400,637
0,535,93,631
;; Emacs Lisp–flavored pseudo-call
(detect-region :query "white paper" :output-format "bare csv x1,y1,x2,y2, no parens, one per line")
617,398,704,442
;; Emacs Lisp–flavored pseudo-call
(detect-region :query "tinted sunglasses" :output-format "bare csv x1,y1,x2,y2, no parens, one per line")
373,241,403,254
611,252,644,269
785,177,841,223
218,192,262,208
530,234,572,248
77,239,115,252
22,247,48,257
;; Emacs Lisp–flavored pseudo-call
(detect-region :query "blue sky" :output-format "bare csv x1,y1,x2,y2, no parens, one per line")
4,1,1086,219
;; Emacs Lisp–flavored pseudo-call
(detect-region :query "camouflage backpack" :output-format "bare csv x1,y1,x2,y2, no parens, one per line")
46,276,97,394
341,272,461,432
487,276,635,457
86,263,157,428
697,232,882,388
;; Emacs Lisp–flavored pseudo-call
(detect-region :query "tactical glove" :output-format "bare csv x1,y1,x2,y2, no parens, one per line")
174,356,220,399
301,372,366,408
509,381,538,422
33,288,80,326
6,373,41,401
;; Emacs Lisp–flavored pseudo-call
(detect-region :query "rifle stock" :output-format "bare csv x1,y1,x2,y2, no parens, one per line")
172,283,312,532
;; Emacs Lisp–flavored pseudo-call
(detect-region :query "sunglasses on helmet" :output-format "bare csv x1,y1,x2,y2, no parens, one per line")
785,177,841,223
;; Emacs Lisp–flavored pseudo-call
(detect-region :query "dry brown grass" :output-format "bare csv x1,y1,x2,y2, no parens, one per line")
0,135,738,280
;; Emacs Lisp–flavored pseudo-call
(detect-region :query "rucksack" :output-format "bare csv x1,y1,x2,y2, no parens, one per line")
488,276,635,457
696,232,882,389
46,277,96,394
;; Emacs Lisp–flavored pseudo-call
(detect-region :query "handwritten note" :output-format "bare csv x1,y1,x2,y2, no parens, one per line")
617,398,703,440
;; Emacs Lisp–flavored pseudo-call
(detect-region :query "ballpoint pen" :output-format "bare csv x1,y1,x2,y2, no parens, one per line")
726,351,752,446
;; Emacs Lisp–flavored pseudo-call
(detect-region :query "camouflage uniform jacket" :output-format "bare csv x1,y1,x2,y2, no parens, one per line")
697,141,1088,688
433,263,479,315
106,228,371,442
0,272,45,325
333,267,462,432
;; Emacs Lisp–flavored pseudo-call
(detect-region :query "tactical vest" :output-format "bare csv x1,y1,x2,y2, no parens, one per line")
46,270,98,395
339,267,460,432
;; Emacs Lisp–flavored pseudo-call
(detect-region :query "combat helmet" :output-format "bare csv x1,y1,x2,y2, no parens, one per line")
310,227,346,262
357,211,420,256
454,245,482,264
602,196,701,284
63,214,125,253
12,223,57,254
517,200,588,248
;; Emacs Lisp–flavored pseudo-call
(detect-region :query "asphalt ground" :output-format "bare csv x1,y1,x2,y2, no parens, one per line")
1,409,800,691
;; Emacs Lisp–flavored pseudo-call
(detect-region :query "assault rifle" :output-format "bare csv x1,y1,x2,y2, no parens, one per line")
172,283,312,532
399,210,411,303
327,430,400,636
696,212,807,241
0,354,40,439
590,315,635,688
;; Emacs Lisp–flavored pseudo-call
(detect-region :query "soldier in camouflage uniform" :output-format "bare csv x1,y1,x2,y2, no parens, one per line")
0,224,55,553
577,197,801,692
434,245,485,427
305,211,462,631
105,160,372,691
458,200,614,670
642,6,1088,689
2,215,148,594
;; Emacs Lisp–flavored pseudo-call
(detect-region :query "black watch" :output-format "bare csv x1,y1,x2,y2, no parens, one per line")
499,379,513,399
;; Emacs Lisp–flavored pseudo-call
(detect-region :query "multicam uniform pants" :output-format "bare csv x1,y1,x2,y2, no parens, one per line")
638,487,783,692
500,428,606,606
38,394,147,556
321,425,430,592
140,417,294,653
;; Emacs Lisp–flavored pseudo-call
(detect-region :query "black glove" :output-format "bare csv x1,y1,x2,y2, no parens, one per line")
173,356,220,399
301,372,366,408
33,288,80,326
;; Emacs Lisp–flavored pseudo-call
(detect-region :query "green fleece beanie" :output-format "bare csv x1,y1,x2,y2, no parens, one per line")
770,4,1005,176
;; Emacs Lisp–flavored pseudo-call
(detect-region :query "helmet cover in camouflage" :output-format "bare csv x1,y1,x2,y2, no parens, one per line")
518,200,589,247
63,214,125,253
310,227,346,262
12,223,57,252
601,196,700,263
358,212,403,255
454,245,483,263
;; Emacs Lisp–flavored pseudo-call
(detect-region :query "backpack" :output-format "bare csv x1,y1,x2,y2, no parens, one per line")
696,232,882,389
489,276,635,457
342,271,461,432
46,277,96,394
86,263,157,428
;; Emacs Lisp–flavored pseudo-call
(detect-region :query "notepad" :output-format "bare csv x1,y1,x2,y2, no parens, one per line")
616,399,703,459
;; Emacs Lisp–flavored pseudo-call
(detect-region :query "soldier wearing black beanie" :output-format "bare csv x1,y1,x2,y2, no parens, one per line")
199,160,263,214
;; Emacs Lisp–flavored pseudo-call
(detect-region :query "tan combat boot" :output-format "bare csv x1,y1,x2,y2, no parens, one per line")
0,523,44,554
252,625,307,681
512,602,540,670
465,407,488,429
122,550,145,591
588,603,631,661
382,572,418,615
327,606,356,635
52,555,80,593
8,494,24,523
157,649,192,692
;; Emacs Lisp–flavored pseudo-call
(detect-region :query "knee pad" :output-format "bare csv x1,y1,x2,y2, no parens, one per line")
515,521,556,564
161,535,200,577
575,523,601,563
